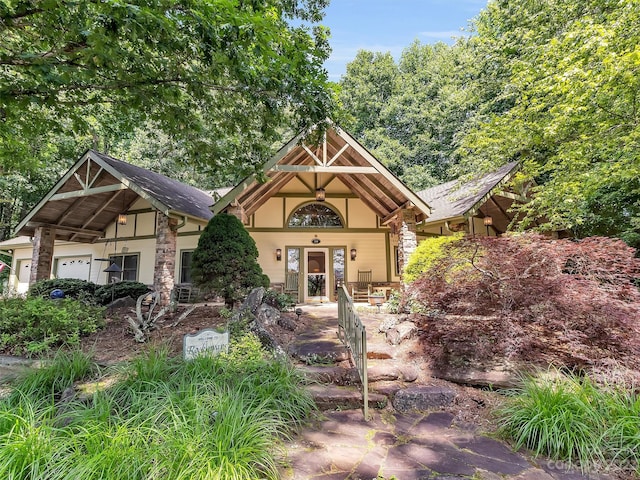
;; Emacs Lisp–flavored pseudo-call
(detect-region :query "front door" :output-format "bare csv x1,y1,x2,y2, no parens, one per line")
304,248,328,302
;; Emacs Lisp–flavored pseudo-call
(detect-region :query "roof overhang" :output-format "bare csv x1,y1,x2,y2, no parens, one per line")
212,125,432,221
14,150,176,243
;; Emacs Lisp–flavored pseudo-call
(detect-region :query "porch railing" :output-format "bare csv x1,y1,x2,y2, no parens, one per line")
337,284,369,420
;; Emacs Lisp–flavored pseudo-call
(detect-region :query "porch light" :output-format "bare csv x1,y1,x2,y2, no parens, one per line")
275,248,282,261
483,216,493,226
315,187,326,202
350,248,357,261
118,213,127,225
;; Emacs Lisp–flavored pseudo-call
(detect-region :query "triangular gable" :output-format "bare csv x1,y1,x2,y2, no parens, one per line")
15,150,214,243
416,162,521,226
212,125,432,222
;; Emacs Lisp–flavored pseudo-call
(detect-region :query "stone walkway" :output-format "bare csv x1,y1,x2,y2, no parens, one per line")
280,304,613,480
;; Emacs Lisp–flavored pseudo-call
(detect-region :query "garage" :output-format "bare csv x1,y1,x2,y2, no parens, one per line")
55,256,91,281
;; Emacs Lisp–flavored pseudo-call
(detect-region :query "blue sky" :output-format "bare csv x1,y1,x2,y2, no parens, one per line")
322,0,488,81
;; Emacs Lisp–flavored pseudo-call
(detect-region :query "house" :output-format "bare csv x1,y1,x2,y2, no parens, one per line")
0,126,523,304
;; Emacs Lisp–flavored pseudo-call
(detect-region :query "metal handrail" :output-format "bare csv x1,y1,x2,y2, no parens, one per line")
337,284,369,420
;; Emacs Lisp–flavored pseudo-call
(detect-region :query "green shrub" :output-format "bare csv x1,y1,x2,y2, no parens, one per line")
497,369,640,474
0,297,105,356
192,213,270,307
404,233,464,283
0,343,314,479
28,278,97,301
262,289,296,311
94,281,151,305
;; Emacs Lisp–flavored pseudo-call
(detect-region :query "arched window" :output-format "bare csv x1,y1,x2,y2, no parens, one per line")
288,203,344,228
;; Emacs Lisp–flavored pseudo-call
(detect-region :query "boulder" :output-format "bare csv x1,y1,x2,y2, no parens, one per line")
392,386,456,413
378,316,400,333
386,321,418,345
278,314,297,331
240,287,265,314
106,296,136,309
255,303,280,327
432,362,521,389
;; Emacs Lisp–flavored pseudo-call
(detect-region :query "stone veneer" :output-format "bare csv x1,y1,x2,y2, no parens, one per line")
396,209,417,280
29,226,55,285
153,214,178,306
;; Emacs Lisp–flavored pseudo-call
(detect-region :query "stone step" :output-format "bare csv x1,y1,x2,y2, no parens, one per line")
306,384,388,411
298,362,419,387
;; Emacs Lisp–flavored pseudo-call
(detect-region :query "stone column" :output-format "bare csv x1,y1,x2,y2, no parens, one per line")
29,226,55,285
153,214,178,306
396,209,418,282
226,204,247,224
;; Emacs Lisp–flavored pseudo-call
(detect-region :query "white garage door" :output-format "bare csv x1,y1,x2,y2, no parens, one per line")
55,256,91,281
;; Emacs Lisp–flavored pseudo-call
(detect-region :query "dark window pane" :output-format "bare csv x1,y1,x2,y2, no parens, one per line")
289,203,343,228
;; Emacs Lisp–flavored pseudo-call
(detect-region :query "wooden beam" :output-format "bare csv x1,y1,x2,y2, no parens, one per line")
50,183,126,201
69,190,125,241
326,143,349,167
27,222,104,237
244,173,297,217
55,196,91,225
381,202,413,225
494,190,529,203
338,175,392,218
269,165,378,174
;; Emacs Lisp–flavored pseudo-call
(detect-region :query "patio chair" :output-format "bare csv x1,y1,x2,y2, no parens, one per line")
351,269,372,302
284,271,299,302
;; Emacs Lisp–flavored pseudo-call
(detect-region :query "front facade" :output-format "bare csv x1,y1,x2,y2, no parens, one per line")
0,126,523,303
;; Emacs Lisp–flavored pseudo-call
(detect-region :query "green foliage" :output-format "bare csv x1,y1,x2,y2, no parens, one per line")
28,278,97,301
0,297,105,356
339,40,487,189
94,281,151,305
459,0,640,247
6,350,99,404
28,278,150,305
497,369,640,474
192,213,269,307
404,233,464,283
0,343,314,479
262,289,296,311
0,0,334,180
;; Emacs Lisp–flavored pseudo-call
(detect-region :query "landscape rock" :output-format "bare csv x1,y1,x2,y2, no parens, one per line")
248,315,287,358
255,303,281,327
386,321,418,345
278,315,297,331
240,287,265,314
392,386,456,412
106,296,136,309
433,362,521,389
378,316,400,333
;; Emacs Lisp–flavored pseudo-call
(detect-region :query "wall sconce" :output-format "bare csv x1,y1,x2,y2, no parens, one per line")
350,248,357,261
275,248,282,261
483,216,493,226
117,213,127,225
315,187,326,202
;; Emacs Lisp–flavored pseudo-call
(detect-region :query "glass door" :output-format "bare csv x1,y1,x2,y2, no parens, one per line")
305,248,328,302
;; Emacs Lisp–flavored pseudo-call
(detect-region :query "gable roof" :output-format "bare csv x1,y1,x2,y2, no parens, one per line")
212,125,433,223
15,150,214,243
92,151,214,220
417,162,520,224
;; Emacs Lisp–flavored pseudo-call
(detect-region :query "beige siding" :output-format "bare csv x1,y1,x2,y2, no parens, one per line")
135,212,157,236
254,198,284,228
347,199,377,228
252,231,389,284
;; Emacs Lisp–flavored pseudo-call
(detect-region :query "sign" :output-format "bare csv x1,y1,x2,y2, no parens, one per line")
183,329,229,360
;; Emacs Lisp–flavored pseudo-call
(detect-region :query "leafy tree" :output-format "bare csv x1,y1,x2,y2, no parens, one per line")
191,213,269,307
459,0,640,248
410,233,640,372
1,0,335,178
339,40,489,190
